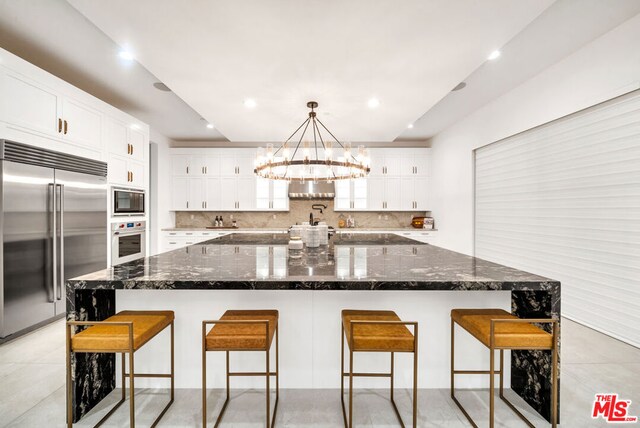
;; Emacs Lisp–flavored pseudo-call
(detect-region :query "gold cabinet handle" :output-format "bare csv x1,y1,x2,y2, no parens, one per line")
58,118,62,133
130,144,133,155
63,120,68,135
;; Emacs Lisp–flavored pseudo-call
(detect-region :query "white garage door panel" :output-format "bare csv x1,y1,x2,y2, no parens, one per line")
475,90,640,347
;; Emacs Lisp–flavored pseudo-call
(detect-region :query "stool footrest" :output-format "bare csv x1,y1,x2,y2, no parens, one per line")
454,370,502,375
228,371,278,377
342,372,392,378
123,373,172,378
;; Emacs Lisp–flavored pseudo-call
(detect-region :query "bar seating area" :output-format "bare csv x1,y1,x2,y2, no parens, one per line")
63,307,561,427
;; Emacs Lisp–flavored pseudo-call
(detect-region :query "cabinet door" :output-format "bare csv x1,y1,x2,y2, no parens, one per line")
334,180,352,210
414,176,429,210
400,177,415,210
256,177,270,210
220,177,237,210
271,180,289,210
129,161,145,188
236,153,255,176
171,177,189,210
172,155,191,175
237,176,255,210
108,155,129,186
383,155,402,176
352,178,368,210
384,177,402,210
105,118,128,157
413,153,429,176
189,178,204,210
128,127,146,161
62,98,102,150
401,156,415,176
202,155,221,176
367,177,385,210
205,177,221,210
367,150,385,176
1,70,62,138
219,154,237,175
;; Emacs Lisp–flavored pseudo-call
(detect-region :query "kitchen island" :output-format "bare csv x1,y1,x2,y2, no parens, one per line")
67,233,560,423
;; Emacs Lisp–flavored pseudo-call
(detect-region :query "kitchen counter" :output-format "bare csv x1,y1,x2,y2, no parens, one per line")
67,233,559,423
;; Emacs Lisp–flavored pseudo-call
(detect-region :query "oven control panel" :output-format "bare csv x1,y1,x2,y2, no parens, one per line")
111,221,146,233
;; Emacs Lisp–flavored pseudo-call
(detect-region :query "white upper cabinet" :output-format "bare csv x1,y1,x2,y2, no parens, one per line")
61,98,102,150
169,147,430,212
0,47,149,194
0,69,62,139
335,178,367,211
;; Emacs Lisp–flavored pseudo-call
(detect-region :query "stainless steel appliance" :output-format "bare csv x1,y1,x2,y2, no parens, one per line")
0,140,107,340
112,187,145,216
288,181,335,199
111,221,146,265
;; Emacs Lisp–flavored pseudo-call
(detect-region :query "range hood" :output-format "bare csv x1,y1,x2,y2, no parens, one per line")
288,181,335,199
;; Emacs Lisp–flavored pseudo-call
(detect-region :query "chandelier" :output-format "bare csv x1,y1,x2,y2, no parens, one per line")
254,101,370,181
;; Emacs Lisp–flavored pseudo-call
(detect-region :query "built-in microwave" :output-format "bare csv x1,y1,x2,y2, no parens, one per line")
112,187,145,216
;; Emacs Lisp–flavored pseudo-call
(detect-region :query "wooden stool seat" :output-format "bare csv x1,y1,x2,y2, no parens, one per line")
342,310,414,352
206,310,278,351
71,310,174,352
451,309,553,349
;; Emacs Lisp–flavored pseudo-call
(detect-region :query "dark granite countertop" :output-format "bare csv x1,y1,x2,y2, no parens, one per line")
68,233,559,293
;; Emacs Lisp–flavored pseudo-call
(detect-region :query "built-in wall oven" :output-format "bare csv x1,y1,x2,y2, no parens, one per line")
112,187,145,216
111,221,146,265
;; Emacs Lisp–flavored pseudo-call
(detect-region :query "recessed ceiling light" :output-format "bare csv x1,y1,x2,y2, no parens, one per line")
452,82,467,92
206,123,214,129
153,82,171,92
244,98,257,109
487,50,501,61
368,98,380,109
118,50,135,61
407,123,414,129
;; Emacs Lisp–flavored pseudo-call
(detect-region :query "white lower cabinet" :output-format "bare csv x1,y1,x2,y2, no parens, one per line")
161,231,229,253
395,230,438,244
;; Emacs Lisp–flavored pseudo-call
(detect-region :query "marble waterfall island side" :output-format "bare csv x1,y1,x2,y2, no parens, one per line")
67,233,560,423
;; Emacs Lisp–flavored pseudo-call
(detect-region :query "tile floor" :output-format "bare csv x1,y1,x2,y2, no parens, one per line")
1,318,639,427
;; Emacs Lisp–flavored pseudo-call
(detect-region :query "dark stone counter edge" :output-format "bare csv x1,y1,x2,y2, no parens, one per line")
67,280,560,291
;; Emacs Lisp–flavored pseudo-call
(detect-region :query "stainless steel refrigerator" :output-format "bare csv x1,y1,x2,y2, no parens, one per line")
0,140,107,341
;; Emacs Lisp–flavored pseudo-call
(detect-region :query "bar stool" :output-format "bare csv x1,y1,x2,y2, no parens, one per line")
202,310,279,428
341,309,418,428
66,310,175,428
450,308,558,428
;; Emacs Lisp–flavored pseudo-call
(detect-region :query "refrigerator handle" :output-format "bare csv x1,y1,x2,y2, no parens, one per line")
57,184,64,301
49,183,57,303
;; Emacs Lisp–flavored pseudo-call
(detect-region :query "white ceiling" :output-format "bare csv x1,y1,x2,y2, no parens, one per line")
0,0,225,141
67,0,554,143
399,0,640,140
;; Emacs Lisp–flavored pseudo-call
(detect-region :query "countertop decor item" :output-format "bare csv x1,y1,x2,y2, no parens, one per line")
254,101,370,182
288,236,304,251
411,216,427,229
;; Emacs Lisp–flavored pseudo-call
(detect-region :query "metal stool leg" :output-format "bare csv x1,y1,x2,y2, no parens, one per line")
129,350,135,428
266,342,270,428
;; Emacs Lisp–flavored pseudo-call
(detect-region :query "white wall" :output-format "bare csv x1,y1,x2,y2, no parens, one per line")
149,129,175,255
429,13,640,255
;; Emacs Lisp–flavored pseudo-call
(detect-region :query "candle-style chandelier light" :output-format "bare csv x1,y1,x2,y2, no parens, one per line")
254,101,370,182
